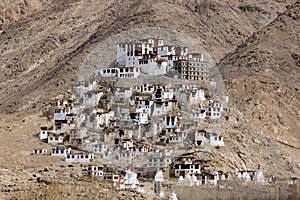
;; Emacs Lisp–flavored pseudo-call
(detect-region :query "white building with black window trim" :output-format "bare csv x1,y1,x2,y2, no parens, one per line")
96,67,140,78
206,99,224,119
65,153,94,162
51,146,71,157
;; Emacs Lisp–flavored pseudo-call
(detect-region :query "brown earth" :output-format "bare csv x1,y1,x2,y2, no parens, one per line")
0,0,54,29
0,0,296,114
216,0,300,176
0,0,300,199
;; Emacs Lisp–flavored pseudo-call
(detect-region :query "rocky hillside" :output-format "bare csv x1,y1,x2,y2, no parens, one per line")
215,1,300,176
219,1,300,145
0,0,296,114
0,0,299,181
0,0,53,29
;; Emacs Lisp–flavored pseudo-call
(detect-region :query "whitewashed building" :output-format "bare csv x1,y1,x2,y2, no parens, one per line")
74,81,97,94
191,109,206,120
147,150,172,168
96,67,140,78
65,153,95,162
189,88,206,104
206,100,224,119
194,131,224,146
116,38,163,67
174,162,201,177
54,108,70,121
140,59,168,75
39,126,54,140
32,149,47,155
47,133,64,144
51,146,71,157
152,101,175,116
82,165,104,177
95,111,115,128
162,115,181,129
148,156,172,168
168,132,188,143
208,132,224,146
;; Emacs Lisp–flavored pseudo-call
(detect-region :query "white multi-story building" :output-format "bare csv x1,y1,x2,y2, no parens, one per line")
147,149,173,168
82,165,104,177
116,38,164,67
162,115,181,129
189,88,206,104
147,156,172,168
54,108,70,121
194,131,224,146
114,87,133,99
158,46,188,69
96,67,140,78
174,162,201,177
206,100,223,119
93,143,108,154
191,109,206,120
95,111,115,128
168,132,188,143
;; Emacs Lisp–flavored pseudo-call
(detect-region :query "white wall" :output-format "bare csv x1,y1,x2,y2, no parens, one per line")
209,133,224,146
140,61,167,76
65,154,94,162
48,135,64,143
51,147,71,157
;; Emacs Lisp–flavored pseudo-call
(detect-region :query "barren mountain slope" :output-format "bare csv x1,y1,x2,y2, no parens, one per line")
0,0,299,182
0,0,54,29
0,0,295,114
215,1,300,175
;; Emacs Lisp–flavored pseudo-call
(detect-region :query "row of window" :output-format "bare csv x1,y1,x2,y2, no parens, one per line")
52,150,65,153
66,154,91,159
119,73,135,78
149,158,171,162
175,62,206,67
180,76,208,81
214,136,223,141
208,103,221,107
207,108,221,112
206,112,220,116
181,72,208,76
49,136,63,141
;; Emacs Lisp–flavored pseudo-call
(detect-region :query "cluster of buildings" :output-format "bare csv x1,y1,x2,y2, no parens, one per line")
31,38,243,195
96,38,211,80
71,79,228,164
35,98,95,163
